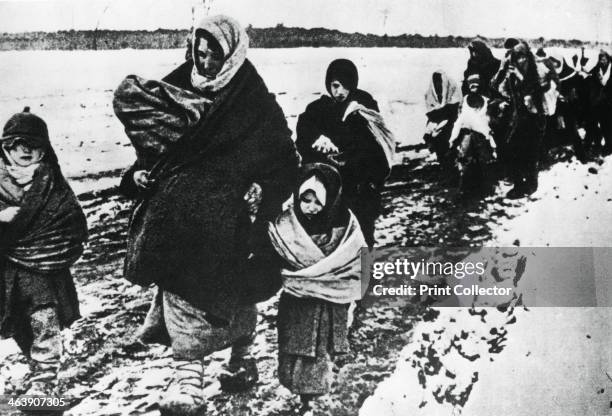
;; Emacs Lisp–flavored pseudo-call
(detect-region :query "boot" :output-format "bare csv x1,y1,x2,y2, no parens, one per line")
159,359,206,416
218,341,258,393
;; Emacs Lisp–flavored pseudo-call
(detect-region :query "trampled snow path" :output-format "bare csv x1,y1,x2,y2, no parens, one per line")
360,155,612,416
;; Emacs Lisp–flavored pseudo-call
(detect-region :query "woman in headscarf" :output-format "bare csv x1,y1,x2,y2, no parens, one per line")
585,49,612,155
295,59,392,247
423,70,462,164
492,41,545,198
117,15,299,415
462,40,502,97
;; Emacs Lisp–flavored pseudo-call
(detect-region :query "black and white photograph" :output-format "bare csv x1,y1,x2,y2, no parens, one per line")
0,0,611,415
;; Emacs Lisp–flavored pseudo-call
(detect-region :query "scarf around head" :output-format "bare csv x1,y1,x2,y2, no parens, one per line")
190,15,249,94
294,163,348,236
425,70,462,112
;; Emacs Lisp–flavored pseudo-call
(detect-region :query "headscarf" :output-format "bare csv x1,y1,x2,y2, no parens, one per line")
325,59,359,94
294,163,348,236
1,108,53,188
190,15,249,94
468,40,497,66
424,70,462,112
299,175,327,207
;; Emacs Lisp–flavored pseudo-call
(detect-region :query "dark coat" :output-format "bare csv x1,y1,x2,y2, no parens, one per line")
120,59,299,319
588,63,612,109
295,90,389,246
462,42,501,97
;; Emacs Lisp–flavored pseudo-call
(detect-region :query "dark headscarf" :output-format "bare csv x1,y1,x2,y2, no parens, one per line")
325,59,359,94
463,41,501,95
294,163,349,236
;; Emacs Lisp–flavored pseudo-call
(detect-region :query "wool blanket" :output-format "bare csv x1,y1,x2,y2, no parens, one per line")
268,208,366,304
342,101,396,169
0,163,88,272
122,60,299,318
113,75,211,168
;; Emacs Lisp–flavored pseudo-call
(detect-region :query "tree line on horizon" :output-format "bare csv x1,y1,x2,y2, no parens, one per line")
0,24,603,51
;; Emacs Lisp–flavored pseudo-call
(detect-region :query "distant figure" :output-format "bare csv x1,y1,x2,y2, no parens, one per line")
423,70,462,164
462,40,501,97
267,163,365,413
296,59,392,247
450,73,496,195
547,50,588,162
493,41,545,198
585,49,612,155
0,108,88,397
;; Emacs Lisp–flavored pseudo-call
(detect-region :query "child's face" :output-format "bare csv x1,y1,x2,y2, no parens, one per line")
299,191,323,219
3,138,45,167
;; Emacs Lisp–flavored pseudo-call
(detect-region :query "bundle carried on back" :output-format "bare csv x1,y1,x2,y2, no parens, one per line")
112,75,212,169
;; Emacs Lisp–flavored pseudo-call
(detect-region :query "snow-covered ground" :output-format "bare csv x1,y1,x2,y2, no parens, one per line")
361,156,612,416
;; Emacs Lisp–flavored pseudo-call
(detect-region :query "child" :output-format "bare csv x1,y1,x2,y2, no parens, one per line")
0,108,88,396
267,163,366,413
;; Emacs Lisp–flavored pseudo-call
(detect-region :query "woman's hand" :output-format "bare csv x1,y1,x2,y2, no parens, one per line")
312,135,339,154
0,206,20,223
133,170,154,190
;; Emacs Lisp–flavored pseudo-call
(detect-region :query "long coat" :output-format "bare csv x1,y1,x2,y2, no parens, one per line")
120,59,299,319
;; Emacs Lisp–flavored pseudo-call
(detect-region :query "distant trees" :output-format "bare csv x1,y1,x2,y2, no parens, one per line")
0,27,605,51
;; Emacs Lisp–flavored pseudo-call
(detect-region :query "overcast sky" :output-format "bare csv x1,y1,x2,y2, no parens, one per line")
0,0,610,42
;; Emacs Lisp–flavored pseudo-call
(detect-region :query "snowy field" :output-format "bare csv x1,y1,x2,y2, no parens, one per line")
1,47,610,415
0,47,601,185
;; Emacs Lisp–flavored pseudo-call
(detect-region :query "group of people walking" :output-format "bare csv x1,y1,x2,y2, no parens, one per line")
0,15,393,416
424,39,612,198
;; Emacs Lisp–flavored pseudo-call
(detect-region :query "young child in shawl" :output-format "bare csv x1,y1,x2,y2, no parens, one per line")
0,108,88,396
267,163,366,413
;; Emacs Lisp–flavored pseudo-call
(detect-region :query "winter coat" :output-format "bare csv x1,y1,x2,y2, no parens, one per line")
120,59,299,319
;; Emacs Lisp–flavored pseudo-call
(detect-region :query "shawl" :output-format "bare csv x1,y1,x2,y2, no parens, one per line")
268,207,366,304
342,101,397,169
190,15,249,94
113,75,211,168
123,60,299,317
0,161,87,272
425,70,462,112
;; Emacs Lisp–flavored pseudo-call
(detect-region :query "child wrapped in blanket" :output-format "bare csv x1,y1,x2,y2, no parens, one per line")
267,163,366,412
0,108,88,396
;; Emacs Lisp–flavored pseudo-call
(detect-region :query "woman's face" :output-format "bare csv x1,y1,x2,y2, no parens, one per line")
330,79,350,103
3,138,45,167
299,191,323,219
194,37,224,79
599,54,610,68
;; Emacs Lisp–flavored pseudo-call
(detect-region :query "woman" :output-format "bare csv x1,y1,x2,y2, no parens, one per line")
295,59,392,247
462,40,501,97
117,15,299,415
493,41,545,198
423,70,462,164
585,49,612,155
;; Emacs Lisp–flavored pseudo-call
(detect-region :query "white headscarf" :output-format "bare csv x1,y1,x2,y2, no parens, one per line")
424,70,462,112
299,175,327,207
190,15,249,94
